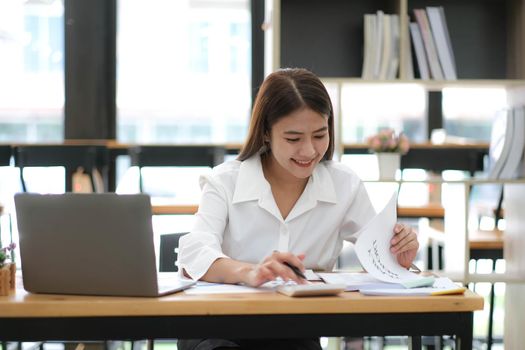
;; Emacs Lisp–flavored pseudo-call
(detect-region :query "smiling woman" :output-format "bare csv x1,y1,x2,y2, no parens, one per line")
177,68,419,350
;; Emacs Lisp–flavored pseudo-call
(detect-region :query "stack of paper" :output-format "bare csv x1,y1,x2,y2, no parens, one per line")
321,192,466,296
318,272,465,296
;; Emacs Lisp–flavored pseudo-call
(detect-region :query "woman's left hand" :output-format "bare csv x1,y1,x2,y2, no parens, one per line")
390,223,419,268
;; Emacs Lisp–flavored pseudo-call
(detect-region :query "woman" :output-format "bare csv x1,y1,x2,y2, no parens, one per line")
178,68,419,349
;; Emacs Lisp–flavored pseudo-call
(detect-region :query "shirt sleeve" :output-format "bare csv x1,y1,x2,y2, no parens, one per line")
339,179,376,244
177,174,230,280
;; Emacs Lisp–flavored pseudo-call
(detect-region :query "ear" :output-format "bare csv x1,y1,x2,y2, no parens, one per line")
263,131,270,144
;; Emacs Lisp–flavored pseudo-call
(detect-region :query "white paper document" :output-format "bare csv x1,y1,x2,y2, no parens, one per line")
354,192,432,287
359,277,466,296
184,271,320,295
317,272,385,291
184,281,270,295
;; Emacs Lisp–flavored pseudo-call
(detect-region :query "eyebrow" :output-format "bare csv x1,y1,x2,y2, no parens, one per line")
283,126,328,135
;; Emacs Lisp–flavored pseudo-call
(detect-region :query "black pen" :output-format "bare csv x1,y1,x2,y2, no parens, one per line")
283,262,307,280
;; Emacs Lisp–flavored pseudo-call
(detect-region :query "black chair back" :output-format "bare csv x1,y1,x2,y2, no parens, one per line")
159,232,188,272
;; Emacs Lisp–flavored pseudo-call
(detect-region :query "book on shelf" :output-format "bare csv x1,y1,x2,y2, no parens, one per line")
361,11,400,80
361,14,376,79
499,107,525,179
378,14,391,79
398,12,414,80
519,107,525,179
409,22,430,80
386,14,400,80
373,10,384,79
378,14,400,80
413,9,443,80
488,107,525,179
426,6,457,80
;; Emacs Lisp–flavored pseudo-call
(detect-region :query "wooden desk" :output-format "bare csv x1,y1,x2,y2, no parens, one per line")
151,204,198,215
151,204,446,218
397,204,445,219
151,204,445,219
0,287,483,349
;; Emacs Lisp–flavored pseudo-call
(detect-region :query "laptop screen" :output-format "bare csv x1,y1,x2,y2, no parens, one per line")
15,193,164,296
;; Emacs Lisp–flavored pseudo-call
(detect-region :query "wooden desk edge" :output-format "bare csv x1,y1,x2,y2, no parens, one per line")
151,204,198,215
152,204,446,217
0,289,483,318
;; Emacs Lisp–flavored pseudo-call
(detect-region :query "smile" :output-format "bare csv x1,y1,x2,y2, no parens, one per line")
292,158,315,167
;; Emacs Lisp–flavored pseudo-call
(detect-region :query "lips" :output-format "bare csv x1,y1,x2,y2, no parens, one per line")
292,158,315,167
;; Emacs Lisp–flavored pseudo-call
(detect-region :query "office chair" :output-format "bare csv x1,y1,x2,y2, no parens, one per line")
0,146,11,167
128,145,225,193
159,232,188,272
13,145,108,192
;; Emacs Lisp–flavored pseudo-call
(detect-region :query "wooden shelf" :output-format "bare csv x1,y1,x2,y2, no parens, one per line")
469,229,504,251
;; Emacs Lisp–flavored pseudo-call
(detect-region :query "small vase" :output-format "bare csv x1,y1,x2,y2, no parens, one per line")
376,153,400,180
0,263,16,296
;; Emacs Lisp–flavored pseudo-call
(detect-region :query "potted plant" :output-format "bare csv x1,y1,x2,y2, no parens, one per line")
0,243,16,295
366,129,410,180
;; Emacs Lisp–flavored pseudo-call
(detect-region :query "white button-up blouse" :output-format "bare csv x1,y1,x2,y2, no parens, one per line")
178,154,376,281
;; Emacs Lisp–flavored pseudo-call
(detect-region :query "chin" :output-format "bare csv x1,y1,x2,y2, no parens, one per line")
289,164,316,178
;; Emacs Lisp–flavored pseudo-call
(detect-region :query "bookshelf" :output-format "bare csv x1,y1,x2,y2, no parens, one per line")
266,0,525,79
265,0,525,346
265,0,525,154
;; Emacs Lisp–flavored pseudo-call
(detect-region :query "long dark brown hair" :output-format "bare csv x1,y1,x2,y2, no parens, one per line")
237,68,334,161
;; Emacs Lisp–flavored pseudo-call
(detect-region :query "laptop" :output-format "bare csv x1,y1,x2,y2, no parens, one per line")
14,193,195,297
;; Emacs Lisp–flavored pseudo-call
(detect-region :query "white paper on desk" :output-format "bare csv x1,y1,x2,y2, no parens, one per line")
184,272,321,295
359,277,466,296
184,281,271,295
354,192,424,284
317,272,383,291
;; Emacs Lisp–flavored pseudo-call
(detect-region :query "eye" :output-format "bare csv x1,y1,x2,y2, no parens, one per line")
314,133,327,139
285,138,300,142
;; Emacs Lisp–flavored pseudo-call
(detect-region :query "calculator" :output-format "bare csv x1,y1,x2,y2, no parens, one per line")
277,283,346,297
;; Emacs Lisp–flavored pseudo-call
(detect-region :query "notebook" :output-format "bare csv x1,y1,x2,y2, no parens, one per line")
14,193,195,297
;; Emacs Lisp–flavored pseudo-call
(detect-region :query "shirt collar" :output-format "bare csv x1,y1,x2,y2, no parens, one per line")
232,154,269,204
232,155,338,207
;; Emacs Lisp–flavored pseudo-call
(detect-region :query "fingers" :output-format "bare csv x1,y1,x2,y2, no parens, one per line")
256,251,307,284
253,260,304,285
390,223,419,254
271,251,306,271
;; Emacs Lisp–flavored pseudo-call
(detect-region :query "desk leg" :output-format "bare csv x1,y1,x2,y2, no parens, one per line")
486,258,497,350
409,336,421,349
456,312,474,350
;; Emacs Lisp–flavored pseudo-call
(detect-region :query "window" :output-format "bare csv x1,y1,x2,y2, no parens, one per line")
117,0,251,144
443,87,507,141
0,0,64,143
341,83,427,144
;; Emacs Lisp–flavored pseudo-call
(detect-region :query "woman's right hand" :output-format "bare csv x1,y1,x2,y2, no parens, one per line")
242,251,307,287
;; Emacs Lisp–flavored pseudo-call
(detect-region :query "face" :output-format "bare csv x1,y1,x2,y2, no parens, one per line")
267,108,330,180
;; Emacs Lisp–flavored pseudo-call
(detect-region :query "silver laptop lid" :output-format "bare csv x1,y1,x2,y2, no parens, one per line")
15,193,161,297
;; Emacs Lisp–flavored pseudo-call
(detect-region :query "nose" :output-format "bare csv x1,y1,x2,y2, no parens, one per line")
299,138,316,158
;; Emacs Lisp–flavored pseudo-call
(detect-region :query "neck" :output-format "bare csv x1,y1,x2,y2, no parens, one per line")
261,153,309,189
